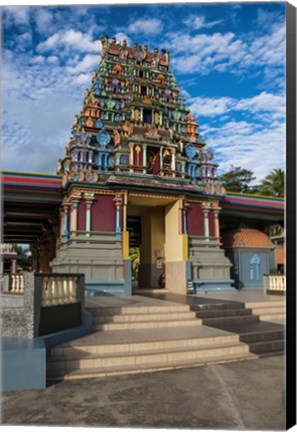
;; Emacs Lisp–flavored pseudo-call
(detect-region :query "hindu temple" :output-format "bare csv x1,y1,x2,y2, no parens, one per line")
51,35,236,295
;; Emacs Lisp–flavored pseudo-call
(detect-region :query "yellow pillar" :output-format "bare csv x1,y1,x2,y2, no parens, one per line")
213,207,221,242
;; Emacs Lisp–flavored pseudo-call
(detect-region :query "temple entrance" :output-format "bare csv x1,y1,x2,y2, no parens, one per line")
127,207,165,290
126,194,188,292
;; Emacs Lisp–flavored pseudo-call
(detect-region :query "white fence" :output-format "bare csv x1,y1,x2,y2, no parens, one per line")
41,275,79,306
263,274,286,294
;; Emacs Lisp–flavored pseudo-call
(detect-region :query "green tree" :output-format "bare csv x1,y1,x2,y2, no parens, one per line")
219,165,256,193
260,169,285,197
129,247,140,278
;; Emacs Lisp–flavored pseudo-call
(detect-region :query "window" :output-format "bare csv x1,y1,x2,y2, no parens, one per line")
249,255,261,281
143,109,152,124
141,86,147,96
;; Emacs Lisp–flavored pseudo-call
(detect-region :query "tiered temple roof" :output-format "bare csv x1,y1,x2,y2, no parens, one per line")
58,35,223,195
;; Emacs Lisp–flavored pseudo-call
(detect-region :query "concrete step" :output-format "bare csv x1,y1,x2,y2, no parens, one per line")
259,314,285,322
51,333,241,358
240,329,285,344
251,307,286,316
202,314,259,327
47,340,251,373
86,304,190,317
195,308,252,319
245,301,285,309
47,351,258,381
92,310,197,324
248,339,285,355
190,302,245,312
93,317,202,331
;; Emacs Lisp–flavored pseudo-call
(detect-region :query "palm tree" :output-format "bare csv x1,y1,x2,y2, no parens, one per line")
260,169,285,197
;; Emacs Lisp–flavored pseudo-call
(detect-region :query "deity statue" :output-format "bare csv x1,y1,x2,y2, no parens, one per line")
123,121,134,136
113,130,121,146
56,159,63,174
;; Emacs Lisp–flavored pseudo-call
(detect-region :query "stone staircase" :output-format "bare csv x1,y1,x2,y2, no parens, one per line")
191,301,285,357
245,300,285,322
47,302,257,382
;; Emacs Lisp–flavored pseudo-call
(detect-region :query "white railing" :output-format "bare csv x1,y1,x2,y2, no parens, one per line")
41,275,78,306
264,274,286,294
10,274,24,293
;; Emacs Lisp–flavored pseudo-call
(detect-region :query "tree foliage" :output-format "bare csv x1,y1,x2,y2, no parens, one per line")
219,166,285,197
219,165,256,193
129,247,140,278
260,169,285,197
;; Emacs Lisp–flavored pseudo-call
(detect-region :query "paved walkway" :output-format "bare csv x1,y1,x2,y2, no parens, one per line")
135,289,285,305
1,355,285,430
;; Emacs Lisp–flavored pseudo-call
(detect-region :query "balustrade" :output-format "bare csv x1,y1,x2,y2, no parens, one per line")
41,275,78,306
263,274,286,294
10,274,24,293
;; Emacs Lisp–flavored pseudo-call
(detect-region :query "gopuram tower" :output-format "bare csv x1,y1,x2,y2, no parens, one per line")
52,35,234,295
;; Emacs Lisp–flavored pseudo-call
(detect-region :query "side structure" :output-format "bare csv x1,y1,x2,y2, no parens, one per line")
52,35,234,295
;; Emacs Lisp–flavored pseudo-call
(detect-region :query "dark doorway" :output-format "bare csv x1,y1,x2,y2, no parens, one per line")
143,109,152,124
147,146,160,175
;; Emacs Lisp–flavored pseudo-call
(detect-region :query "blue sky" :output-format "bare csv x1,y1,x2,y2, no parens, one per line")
1,2,286,182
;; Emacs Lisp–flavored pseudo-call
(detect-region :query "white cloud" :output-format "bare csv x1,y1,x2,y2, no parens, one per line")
37,29,102,54
19,31,33,45
113,32,131,46
127,18,163,35
47,56,59,63
167,20,285,80
184,15,223,30
2,48,87,173
192,92,285,181
73,73,92,85
67,54,99,74
34,8,54,35
169,32,247,74
4,6,31,26
234,92,285,120
190,96,234,117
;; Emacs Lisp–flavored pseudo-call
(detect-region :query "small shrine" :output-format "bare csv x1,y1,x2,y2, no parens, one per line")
52,36,233,295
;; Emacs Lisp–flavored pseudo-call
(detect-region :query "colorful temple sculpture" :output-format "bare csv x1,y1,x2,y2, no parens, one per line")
52,35,234,295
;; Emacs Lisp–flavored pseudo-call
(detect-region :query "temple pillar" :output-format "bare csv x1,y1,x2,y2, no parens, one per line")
171,148,176,172
129,143,134,172
59,208,65,238
160,146,164,175
11,259,17,274
202,202,211,242
84,193,95,237
213,207,221,242
63,204,70,240
114,194,123,239
143,144,147,173
70,201,79,237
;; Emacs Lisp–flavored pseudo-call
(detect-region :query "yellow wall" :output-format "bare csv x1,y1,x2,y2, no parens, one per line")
140,210,165,264
140,213,151,264
164,200,184,262
150,211,165,261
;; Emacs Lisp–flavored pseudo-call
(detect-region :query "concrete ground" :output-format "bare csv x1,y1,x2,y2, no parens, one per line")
1,355,286,430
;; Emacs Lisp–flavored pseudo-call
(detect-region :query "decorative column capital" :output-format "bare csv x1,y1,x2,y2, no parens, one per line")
113,193,123,208
213,207,222,216
201,201,211,211
84,191,95,206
